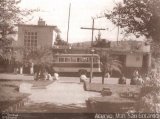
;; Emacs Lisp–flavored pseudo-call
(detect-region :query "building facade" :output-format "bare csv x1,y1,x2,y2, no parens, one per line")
14,18,59,49
12,19,60,74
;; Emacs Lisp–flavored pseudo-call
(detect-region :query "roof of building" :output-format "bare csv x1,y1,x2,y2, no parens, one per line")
16,24,61,33
54,53,99,57
52,46,150,55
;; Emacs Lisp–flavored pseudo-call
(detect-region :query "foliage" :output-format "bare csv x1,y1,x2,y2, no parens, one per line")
25,47,53,66
151,57,160,69
54,39,68,46
0,0,36,59
105,0,160,42
0,0,35,37
24,47,54,77
93,39,111,48
100,54,122,84
54,33,68,46
135,72,160,112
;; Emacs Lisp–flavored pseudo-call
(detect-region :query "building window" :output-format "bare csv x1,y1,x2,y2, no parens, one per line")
24,31,37,50
65,57,71,62
59,58,65,62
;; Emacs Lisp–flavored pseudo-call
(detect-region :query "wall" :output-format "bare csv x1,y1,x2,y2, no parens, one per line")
126,54,143,67
17,25,55,48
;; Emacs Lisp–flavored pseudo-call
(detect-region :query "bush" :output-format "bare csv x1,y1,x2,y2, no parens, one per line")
101,88,112,96
118,76,126,84
120,92,139,99
135,72,160,112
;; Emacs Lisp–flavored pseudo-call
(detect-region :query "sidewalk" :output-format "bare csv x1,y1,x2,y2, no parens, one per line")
85,77,131,85
0,73,34,80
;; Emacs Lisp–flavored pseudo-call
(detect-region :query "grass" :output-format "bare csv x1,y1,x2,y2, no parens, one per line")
0,86,29,111
0,80,54,111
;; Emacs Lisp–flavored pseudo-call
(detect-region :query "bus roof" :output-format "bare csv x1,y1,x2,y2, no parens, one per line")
54,54,100,57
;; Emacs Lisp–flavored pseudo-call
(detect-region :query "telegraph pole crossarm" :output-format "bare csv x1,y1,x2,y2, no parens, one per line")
80,19,106,47
81,27,106,30
80,18,106,83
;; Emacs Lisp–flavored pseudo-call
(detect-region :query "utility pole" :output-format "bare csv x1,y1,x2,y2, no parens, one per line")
81,18,106,47
81,18,105,83
117,22,120,45
116,3,120,46
91,18,94,47
90,49,95,83
67,3,71,43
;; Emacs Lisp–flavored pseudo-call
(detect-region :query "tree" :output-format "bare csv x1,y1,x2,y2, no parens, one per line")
151,57,160,70
135,72,160,112
105,0,160,42
0,0,36,57
25,47,53,67
93,39,111,48
25,47,53,79
93,31,111,48
54,33,68,46
100,54,122,84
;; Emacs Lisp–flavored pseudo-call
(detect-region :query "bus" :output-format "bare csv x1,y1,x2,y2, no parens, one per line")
52,54,101,75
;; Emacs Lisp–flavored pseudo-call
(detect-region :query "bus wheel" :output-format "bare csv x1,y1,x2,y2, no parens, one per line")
79,69,87,76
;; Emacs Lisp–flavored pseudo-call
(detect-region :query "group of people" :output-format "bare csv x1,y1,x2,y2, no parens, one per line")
119,70,145,85
79,70,146,85
118,75,127,84
34,71,52,80
34,71,59,81
130,70,144,85
34,65,59,81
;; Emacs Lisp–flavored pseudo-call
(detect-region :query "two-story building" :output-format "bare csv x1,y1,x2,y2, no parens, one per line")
12,18,60,74
15,18,59,49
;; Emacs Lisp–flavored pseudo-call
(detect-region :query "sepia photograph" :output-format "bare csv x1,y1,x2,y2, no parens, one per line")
0,0,160,119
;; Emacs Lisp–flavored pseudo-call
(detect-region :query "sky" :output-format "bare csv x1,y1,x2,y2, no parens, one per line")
19,0,129,43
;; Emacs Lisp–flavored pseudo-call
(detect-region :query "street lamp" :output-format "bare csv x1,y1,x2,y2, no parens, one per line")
90,49,95,83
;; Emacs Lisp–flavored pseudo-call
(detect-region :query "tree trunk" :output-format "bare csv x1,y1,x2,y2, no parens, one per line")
102,74,105,84
35,65,41,80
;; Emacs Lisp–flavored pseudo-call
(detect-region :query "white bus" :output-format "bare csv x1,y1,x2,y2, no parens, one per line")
52,54,101,75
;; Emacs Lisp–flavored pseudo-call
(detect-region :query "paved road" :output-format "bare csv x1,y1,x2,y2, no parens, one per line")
18,78,101,113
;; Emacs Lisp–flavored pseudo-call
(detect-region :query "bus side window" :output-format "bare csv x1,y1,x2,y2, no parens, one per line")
65,57,71,62
87,58,90,62
77,57,81,62
88,57,91,62
59,57,65,62
81,57,88,62
93,57,98,62
71,57,77,62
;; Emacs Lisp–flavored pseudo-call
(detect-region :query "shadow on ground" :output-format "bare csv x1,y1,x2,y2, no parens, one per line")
18,102,88,113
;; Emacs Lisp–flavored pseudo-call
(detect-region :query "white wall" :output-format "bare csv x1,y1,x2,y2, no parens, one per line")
16,25,56,48
126,54,143,67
